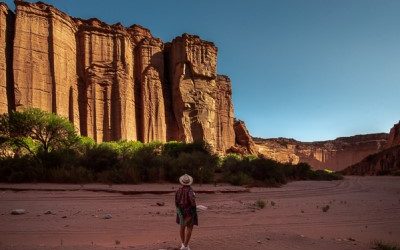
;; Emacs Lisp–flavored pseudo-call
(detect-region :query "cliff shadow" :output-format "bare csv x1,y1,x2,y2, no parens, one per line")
5,9,15,112
162,48,179,141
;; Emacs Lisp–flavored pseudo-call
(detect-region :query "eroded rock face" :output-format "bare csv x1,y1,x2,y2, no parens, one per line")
341,145,400,175
386,121,400,148
0,1,238,153
254,134,388,171
230,120,258,155
76,19,136,142
136,38,166,143
0,3,13,114
169,34,219,149
12,1,80,130
215,75,235,153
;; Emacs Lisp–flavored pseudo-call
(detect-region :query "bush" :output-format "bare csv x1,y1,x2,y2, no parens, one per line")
221,156,342,186
225,172,252,186
308,170,343,180
255,199,266,209
0,155,43,182
46,166,93,183
81,143,120,172
163,151,217,184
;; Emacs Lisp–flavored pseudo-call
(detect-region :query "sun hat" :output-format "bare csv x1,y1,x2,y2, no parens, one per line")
179,174,193,186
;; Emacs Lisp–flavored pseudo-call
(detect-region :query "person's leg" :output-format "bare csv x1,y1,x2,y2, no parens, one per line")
180,225,185,245
184,224,193,247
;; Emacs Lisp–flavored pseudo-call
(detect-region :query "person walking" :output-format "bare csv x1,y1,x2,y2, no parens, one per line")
175,174,198,250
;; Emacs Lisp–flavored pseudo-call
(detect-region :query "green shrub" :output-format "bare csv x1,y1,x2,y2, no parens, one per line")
225,172,252,186
46,166,93,183
81,143,120,172
0,155,43,182
308,170,343,180
163,151,217,184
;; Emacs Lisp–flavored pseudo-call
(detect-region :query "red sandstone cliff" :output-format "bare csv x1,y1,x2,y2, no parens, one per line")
0,3,14,114
229,120,258,155
341,146,400,175
254,134,388,171
0,1,241,153
386,121,400,148
340,122,400,175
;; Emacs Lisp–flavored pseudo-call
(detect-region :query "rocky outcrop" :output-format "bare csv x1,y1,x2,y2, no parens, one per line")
229,120,258,155
136,37,166,143
215,75,235,153
386,121,400,148
254,134,388,171
0,3,8,114
341,145,400,175
168,34,219,150
0,1,240,153
75,18,136,142
12,1,80,131
0,3,14,114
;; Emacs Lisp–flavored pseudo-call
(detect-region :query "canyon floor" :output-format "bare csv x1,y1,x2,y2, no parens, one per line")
0,176,399,250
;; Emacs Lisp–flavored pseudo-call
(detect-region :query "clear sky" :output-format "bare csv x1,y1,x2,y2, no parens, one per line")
4,0,400,141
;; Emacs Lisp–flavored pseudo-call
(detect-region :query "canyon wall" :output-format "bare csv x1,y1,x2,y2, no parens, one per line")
0,3,8,114
0,3,13,114
386,121,400,148
341,145,400,175
254,134,388,171
12,1,80,130
0,1,239,153
230,120,258,155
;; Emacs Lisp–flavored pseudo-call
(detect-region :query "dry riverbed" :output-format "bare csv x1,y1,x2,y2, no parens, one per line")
0,176,399,250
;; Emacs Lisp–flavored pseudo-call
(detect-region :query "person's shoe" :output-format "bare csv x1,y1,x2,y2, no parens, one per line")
180,243,186,250
186,246,190,250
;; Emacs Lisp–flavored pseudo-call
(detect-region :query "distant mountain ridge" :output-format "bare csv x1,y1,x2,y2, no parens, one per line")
342,121,400,175
254,133,389,171
254,121,400,174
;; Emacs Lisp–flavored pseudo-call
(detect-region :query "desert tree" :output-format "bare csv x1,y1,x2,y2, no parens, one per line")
0,108,79,155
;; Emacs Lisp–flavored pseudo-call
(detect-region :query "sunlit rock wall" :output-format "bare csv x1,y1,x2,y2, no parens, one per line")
1,1,239,153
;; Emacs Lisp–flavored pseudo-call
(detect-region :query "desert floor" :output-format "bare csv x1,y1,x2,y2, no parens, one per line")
0,176,399,250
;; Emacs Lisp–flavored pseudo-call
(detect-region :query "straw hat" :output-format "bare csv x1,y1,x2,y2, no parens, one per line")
179,174,193,186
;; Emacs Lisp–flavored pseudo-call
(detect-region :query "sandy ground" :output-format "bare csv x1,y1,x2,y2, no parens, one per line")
0,176,399,250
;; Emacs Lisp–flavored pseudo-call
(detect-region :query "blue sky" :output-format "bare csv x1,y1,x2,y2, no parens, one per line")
4,0,400,141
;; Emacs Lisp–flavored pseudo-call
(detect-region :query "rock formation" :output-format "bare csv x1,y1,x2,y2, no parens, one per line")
229,120,258,155
168,34,217,148
0,1,241,153
341,145,400,175
0,3,14,114
386,121,400,148
254,134,388,171
75,18,136,142
215,75,235,152
12,1,80,131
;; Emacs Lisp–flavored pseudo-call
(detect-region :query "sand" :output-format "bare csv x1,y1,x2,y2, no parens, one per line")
0,176,399,250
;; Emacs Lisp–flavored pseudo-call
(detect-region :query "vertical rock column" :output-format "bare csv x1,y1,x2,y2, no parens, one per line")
169,34,218,149
0,3,13,114
215,75,235,153
136,38,166,143
49,6,79,131
76,20,136,142
12,2,80,130
13,2,54,112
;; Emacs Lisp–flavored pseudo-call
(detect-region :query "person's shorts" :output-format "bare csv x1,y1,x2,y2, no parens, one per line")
177,207,199,226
